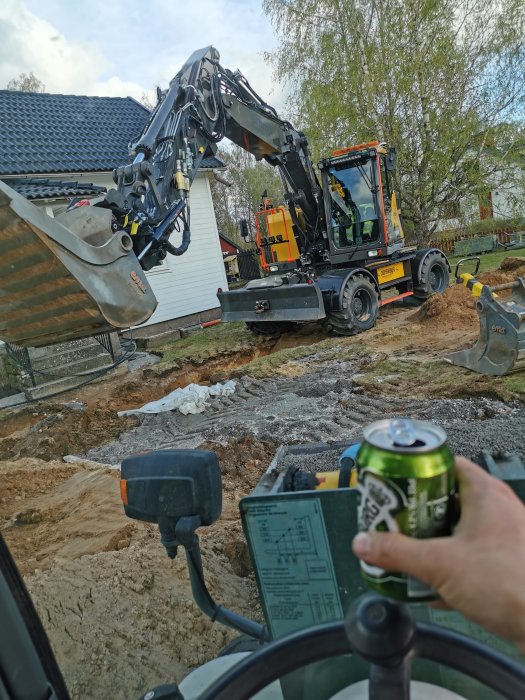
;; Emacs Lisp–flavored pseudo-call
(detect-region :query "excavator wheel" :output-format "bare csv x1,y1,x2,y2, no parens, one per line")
413,250,450,299
245,321,295,336
326,274,379,336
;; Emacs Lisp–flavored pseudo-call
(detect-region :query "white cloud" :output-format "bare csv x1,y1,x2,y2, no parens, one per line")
0,1,108,94
87,77,149,101
0,0,287,111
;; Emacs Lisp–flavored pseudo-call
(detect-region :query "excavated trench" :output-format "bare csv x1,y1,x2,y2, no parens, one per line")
1,268,525,699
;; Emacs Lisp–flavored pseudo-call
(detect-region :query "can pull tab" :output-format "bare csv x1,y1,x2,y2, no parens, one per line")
390,419,418,447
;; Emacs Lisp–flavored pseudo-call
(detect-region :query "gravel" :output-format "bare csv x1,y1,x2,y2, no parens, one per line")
82,359,524,469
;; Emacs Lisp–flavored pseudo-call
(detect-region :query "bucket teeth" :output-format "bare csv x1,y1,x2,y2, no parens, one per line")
445,278,525,376
0,181,157,348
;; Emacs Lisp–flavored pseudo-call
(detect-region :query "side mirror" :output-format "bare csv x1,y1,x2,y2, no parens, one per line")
386,148,397,172
120,450,222,556
239,219,250,239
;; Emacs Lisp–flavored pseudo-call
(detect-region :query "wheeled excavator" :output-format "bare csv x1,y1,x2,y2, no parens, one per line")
0,45,454,350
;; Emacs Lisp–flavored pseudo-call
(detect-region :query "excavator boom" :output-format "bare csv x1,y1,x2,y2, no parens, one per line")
0,46,322,348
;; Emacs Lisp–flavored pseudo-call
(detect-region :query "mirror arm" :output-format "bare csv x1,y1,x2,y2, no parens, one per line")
185,542,268,642
160,515,268,642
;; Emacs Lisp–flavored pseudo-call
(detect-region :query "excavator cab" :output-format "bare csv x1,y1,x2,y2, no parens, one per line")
319,141,404,263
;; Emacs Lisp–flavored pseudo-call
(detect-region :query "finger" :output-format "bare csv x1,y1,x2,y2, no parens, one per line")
429,600,451,610
454,456,518,523
454,456,490,492
352,531,452,586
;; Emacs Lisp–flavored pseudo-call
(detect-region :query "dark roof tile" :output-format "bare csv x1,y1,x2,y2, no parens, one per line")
5,178,107,200
0,90,225,176
0,91,150,175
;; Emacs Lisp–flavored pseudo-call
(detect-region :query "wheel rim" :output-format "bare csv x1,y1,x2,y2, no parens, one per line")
428,263,446,292
352,289,373,321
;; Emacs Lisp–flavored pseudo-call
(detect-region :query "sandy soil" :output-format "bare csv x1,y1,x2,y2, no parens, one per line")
1,257,524,698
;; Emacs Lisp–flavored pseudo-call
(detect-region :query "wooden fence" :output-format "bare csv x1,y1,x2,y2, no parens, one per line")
427,229,524,255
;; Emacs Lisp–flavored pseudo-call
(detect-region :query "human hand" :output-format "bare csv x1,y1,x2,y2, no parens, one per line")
352,456,525,650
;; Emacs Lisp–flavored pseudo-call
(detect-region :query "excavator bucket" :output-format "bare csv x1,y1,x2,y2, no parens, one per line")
0,181,157,347
445,278,525,376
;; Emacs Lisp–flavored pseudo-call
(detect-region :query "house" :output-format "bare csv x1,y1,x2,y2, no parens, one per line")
219,233,241,256
0,89,228,340
436,139,525,232
218,232,261,281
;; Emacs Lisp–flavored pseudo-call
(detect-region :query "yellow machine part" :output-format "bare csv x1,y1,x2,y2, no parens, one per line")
313,468,358,490
389,191,404,241
266,208,300,262
0,181,158,348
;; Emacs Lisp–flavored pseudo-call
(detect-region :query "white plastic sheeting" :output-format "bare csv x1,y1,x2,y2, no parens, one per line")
117,380,236,416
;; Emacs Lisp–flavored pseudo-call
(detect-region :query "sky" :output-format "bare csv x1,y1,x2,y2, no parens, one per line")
0,0,284,108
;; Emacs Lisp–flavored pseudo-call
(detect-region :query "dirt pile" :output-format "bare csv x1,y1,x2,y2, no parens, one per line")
26,530,259,699
412,256,525,332
411,284,478,331
0,459,136,574
500,256,525,272
478,256,525,288
1,442,269,699
0,407,136,462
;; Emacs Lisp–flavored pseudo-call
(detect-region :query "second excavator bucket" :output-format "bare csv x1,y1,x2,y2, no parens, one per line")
0,181,158,348
445,278,525,376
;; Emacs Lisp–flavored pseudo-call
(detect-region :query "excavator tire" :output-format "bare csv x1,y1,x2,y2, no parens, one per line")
326,274,379,336
245,321,295,336
413,250,450,299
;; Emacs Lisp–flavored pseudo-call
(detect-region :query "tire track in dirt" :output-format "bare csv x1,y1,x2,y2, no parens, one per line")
82,361,523,466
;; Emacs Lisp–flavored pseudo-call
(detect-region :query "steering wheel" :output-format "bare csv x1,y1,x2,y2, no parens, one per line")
196,593,525,700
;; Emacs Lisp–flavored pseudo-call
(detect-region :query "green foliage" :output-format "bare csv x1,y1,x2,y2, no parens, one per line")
6,72,45,92
210,145,284,245
263,0,525,243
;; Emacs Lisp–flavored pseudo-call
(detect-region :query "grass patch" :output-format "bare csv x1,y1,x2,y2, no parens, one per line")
233,337,373,378
354,356,524,403
448,248,525,276
237,337,348,378
155,322,256,367
502,373,525,397
153,323,372,378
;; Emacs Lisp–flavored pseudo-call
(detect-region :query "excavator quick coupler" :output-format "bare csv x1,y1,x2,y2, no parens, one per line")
445,273,525,376
0,181,157,347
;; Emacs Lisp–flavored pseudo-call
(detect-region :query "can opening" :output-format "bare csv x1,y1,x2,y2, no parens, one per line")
393,439,426,449
363,418,447,453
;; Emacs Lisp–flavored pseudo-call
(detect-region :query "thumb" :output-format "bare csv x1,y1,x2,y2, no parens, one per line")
352,531,451,587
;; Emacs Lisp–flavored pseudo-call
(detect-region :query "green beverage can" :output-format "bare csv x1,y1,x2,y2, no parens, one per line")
356,418,455,601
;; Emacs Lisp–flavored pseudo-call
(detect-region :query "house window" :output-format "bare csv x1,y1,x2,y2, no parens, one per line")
145,257,171,275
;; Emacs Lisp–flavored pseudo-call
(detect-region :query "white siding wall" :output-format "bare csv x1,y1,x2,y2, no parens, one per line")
142,173,228,326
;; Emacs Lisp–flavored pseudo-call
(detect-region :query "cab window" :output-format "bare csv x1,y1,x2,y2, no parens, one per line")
328,158,379,249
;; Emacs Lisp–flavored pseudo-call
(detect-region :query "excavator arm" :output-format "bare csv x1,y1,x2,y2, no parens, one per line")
113,45,323,270
0,46,322,347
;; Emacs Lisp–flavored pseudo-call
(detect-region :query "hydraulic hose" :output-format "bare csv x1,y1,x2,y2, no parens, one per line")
166,227,191,256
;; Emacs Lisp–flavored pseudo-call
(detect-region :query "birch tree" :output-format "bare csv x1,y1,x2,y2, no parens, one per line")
6,72,45,93
210,145,284,244
263,0,525,241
